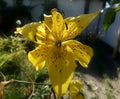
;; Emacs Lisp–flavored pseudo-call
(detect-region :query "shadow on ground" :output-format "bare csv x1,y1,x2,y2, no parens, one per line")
76,39,120,79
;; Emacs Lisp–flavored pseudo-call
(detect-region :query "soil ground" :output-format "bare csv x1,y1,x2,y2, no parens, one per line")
75,39,120,99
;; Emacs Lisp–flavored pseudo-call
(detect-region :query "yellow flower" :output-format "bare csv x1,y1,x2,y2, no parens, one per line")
15,9,99,97
69,80,84,99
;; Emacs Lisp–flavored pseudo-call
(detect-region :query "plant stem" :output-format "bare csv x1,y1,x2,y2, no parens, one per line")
52,88,56,99
61,97,64,99
1,79,50,86
13,79,50,85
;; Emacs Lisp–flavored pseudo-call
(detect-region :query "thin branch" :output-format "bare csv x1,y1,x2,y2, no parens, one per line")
27,75,35,99
13,79,50,85
0,72,6,81
13,79,34,84
61,97,64,99
0,72,50,86
52,88,56,99
49,91,52,99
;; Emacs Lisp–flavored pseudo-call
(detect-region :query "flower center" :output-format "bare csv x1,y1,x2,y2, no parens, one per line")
56,40,62,47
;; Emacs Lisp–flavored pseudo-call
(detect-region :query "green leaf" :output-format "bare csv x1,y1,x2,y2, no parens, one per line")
0,52,9,67
103,3,120,32
103,8,116,32
114,3,120,12
0,51,24,67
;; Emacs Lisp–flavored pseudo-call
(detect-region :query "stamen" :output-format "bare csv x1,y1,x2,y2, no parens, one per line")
65,22,68,30
44,23,52,33
34,34,37,41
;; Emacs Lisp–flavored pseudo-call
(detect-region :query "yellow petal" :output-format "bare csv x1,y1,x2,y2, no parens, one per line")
15,22,46,43
69,80,83,99
28,44,48,71
44,14,52,32
51,8,64,39
47,45,77,97
69,80,83,97
43,14,56,42
63,11,100,40
63,40,93,68
72,94,84,99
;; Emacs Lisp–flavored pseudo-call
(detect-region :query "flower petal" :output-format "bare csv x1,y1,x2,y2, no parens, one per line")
63,40,93,68
15,22,48,43
69,80,83,97
72,94,84,99
51,9,64,39
47,45,77,97
43,14,56,42
63,11,100,40
28,44,48,71
44,14,52,32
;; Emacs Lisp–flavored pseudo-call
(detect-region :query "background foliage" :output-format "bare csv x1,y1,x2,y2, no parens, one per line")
0,36,51,99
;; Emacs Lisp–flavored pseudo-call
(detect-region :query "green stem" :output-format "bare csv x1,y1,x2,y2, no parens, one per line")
2,79,50,86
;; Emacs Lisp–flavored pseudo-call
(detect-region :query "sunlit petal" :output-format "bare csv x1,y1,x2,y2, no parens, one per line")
47,45,77,97
69,80,84,99
15,22,44,42
72,94,84,99
28,44,48,71
51,8,64,39
43,14,56,42
63,11,100,40
44,14,52,32
63,40,93,68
